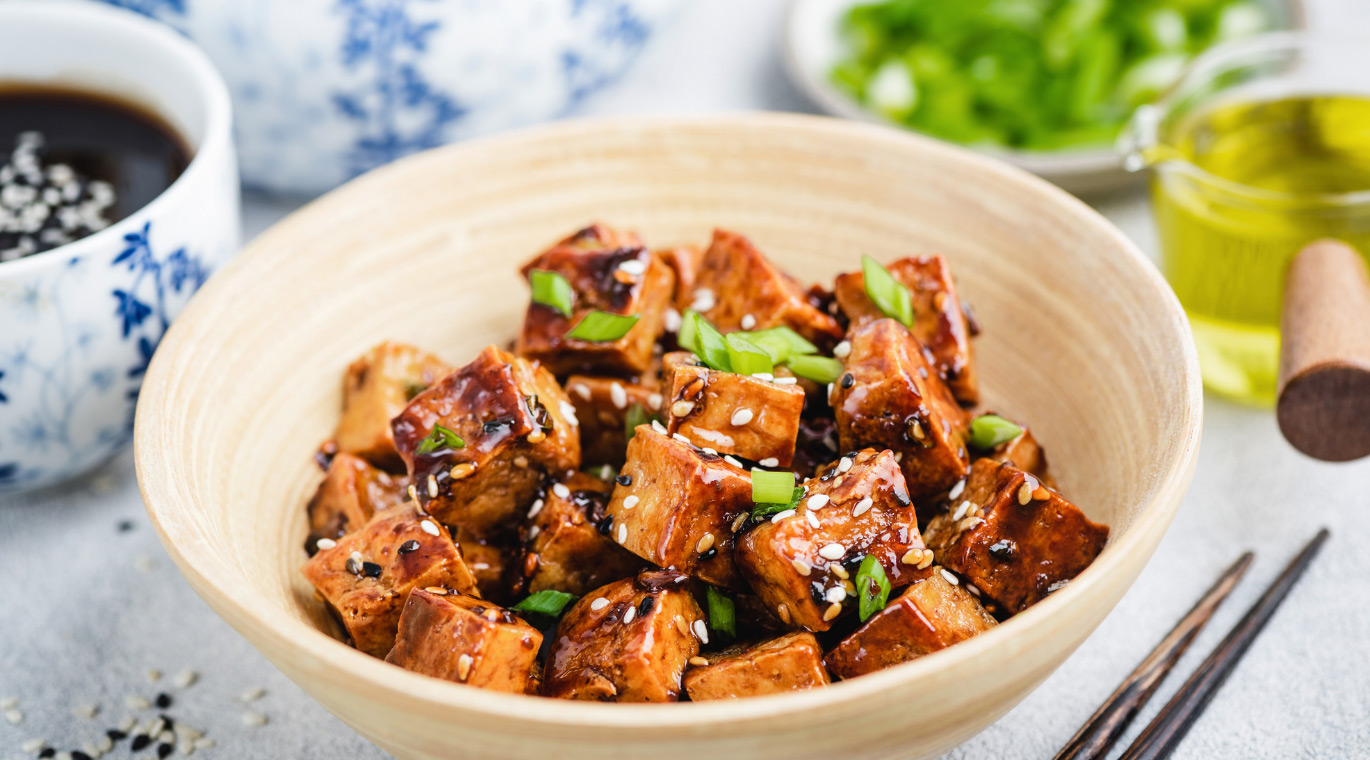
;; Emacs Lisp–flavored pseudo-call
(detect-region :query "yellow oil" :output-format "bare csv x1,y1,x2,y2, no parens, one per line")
1152,95,1370,404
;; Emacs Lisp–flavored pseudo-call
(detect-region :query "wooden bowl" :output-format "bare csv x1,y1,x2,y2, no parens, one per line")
134,114,1201,760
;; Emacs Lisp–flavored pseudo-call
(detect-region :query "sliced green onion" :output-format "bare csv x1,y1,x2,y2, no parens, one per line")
862,255,914,327
785,355,844,384
968,414,1024,450
856,554,891,622
415,423,465,456
529,269,575,317
751,468,796,505
726,332,774,377
677,308,701,354
751,486,804,520
688,310,733,373
705,585,736,639
624,402,651,443
743,326,817,364
566,311,640,342
512,589,578,617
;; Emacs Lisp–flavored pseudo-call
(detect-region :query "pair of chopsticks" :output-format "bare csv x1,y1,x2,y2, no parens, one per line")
1054,528,1330,760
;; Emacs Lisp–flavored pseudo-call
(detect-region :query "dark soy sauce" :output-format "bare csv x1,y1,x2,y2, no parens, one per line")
0,83,190,262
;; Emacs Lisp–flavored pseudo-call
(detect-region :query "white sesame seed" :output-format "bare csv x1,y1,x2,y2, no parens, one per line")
833,341,851,358
552,483,571,499
21,739,46,753
572,383,591,400
825,586,848,603
690,288,716,312
456,653,473,681
831,563,850,580
590,597,610,611
818,543,846,560
126,695,149,711
967,584,981,597
664,308,682,333
805,510,821,528
610,382,628,409
651,420,668,435
513,455,529,469
315,537,337,551
952,500,973,521
3,709,20,724
671,400,694,417
0,698,15,710
134,555,157,573
159,730,175,743
731,513,749,532
740,313,757,330
623,606,637,624
770,509,796,523
853,496,874,517
193,739,215,750
791,558,812,576
147,668,162,682
622,495,639,509
696,533,715,553
239,687,265,702
948,479,966,499
559,400,579,426
758,457,780,468
426,474,438,498
672,433,691,444
941,569,960,585
838,457,853,473
73,704,98,720
751,372,774,382
724,455,744,468
692,619,710,644
173,724,201,740
173,669,197,689
55,752,72,760
648,392,663,411
527,499,545,518
617,523,628,544
689,656,710,667
823,602,843,621
420,519,440,536
119,716,135,732
617,259,647,276
242,712,268,727
772,376,799,385
730,408,754,426
702,446,718,455
807,494,830,510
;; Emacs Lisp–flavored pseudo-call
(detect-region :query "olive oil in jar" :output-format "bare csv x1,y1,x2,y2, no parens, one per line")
1151,94,1370,404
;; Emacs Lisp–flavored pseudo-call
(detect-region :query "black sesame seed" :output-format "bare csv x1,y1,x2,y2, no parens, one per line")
157,743,174,758
154,693,172,709
840,373,855,389
638,596,655,617
345,557,362,575
39,749,55,759
699,547,718,561
615,474,632,486
118,520,135,532
596,515,614,536
159,714,174,731
74,752,93,760
362,561,383,578
106,730,127,741
131,735,153,751
398,540,420,554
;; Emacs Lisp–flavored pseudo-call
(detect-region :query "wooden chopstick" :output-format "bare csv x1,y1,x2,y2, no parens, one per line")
1117,528,1331,760
1052,551,1254,760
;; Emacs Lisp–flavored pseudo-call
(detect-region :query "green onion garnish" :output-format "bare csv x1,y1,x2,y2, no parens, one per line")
512,589,578,618
705,585,736,639
726,332,774,377
744,326,817,364
862,255,914,327
566,310,640,342
968,414,1024,450
751,486,804,520
677,307,701,354
751,468,796,505
784,355,844,384
856,554,891,622
415,423,465,456
624,402,652,443
529,269,575,317
687,310,733,373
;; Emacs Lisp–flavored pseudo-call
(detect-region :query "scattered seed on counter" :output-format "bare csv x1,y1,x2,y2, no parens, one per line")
5,709,22,725
240,712,268,727
72,704,98,720
154,693,172,709
146,669,161,683
237,687,265,703
19,739,45,753
172,670,197,689
125,695,150,711
0,697,16,710
133,556,157,573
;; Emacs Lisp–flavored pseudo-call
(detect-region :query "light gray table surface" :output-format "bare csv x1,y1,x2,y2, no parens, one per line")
4,1,1369,758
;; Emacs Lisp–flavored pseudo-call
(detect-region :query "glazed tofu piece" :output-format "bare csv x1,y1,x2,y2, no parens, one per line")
518,472,645,596
923,459,1108,615
334,342,453,471
301,505,479,657
823,566,998,679
664,364,806,467
564,375,664,467
736,449,928,631
542,570,705,702
657,244,704,309
516,224,676,377
834,255,978,404
392,345,580,535
306,452,407,550
605,427,754,588
452,526,512,603
384,589,542,692
682,632,830,700
984,424,1052,486
691,229,843,347
831,319,970,499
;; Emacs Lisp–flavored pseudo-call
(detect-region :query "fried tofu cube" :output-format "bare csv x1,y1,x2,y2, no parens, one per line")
518,472,645,596
657,245,704,309
823,566,998,679
384,589,542,692
542,570,705,702
691,229,843,346
606,427,753,588
334,342,453,471
664,364,806,467
736,449,927,632
452,526,512,603
306,453,408,550
831,319,970,499
392,345,580,535
923,459,1108,615
516,224,676,377
301,505,479,657
683,632,830,700
564,375,664,467
984,424,1053,486
834,255,978,404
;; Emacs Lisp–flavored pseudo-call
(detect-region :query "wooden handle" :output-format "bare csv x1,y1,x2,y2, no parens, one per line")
1277,240,1370,461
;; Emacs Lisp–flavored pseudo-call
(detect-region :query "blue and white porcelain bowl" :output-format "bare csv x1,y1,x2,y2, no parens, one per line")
100,0,680,195
0,1,239,493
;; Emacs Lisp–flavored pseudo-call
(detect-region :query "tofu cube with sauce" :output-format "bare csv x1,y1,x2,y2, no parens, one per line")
334,342,453,471
605,427,754,588
517,472,646,596
451,526,512,603
831,319,971,499
392,345,580,536
542,570,705,702
516,224,676,377
923,459,1108,615
384,589,542,693
564,375,664,467
664,364,806,467
691,229,843,347
301,505,479,657
823,565,998,679
834,255,978,404
657,244,704,310
682,632,830,700
984,424,1053,486
306,452,408,551
735,449,928,632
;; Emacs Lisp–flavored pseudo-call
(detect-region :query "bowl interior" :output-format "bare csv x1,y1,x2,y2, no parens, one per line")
135,114,1200,759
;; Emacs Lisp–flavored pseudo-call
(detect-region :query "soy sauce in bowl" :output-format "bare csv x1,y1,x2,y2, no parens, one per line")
0,84,190,263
